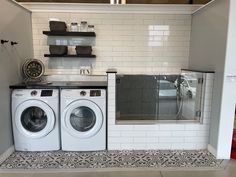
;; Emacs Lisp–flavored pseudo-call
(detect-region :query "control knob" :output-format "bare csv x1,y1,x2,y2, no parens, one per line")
80,91,86,96
31,90,37,96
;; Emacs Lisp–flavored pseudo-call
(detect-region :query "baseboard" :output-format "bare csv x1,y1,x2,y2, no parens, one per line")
0,146,15,164
208,144,217,157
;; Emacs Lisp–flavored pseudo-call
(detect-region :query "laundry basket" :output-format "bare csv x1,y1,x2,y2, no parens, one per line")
231,129,236,159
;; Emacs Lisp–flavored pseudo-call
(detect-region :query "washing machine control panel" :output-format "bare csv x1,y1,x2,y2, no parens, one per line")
41,90,53,97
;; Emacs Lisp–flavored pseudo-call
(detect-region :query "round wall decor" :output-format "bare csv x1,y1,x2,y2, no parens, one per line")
22,59,45,80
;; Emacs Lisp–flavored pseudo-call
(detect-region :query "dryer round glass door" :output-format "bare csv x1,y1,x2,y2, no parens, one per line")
64,100,103,138
70,106,96,132
14,100,55,138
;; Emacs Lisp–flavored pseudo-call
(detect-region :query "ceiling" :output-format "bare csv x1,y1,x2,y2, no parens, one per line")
15,0,212,4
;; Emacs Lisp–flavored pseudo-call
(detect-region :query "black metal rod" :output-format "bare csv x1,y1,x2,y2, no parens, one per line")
1,40,9,44
11,41,18,45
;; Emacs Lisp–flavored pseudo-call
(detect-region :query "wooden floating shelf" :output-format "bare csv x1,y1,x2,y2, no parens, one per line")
44,54,96,58
43,31,96,37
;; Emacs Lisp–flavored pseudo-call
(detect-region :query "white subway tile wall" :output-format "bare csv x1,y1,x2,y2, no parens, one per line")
107,73,214,150
32,11,214,150
32,12,191,75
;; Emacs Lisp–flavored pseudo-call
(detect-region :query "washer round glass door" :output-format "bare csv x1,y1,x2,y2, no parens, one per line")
64,100,103,138
14,100,55,138
21,106,47,132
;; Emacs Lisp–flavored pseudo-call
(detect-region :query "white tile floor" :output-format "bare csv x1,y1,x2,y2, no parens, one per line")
0,150,220,170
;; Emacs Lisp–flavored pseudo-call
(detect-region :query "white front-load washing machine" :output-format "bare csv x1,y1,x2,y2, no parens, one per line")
61,89,106,151
12,89,60,151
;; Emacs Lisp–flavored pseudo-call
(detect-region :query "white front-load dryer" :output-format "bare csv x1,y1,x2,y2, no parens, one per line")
12,89,60,151
61,89,106,151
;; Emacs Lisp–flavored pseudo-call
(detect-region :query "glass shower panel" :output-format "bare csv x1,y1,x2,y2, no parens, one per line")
157,75,179,120
116,73,204,122
179,71,204,121
116,75,158,121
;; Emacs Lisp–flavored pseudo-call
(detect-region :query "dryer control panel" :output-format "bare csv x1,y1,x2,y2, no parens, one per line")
61,89,105,99
90,90,101,97
79,90,101,97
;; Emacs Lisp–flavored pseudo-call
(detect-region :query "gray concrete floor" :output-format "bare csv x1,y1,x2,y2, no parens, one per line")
0,160,235,177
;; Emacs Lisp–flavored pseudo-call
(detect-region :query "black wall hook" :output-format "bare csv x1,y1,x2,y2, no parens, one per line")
1,40,9,44
11,41,18,46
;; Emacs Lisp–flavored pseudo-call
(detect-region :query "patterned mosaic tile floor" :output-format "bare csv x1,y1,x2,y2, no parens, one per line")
0,150,223,170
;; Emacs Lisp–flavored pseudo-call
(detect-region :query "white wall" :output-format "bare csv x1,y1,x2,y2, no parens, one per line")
189,0,236,159
216,0,236,159
0,0,33,154
32,12,191,75
225,1,236,75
